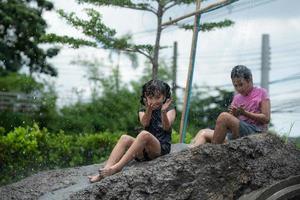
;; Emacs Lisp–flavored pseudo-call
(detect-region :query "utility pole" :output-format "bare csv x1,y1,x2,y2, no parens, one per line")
261,34,270,92
172,41,178,100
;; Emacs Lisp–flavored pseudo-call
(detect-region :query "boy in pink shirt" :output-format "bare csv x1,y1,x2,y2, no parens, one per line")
190,65,271,146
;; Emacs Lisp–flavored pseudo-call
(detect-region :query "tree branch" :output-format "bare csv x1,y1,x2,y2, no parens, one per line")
132,48,152,61
164,2,177,11
77,0,157,14
179,19,234,32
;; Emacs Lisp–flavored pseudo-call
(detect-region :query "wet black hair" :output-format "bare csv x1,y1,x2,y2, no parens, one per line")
231,65,253,82
140,79,171,106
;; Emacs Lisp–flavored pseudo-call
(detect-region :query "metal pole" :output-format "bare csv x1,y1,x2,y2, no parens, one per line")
172,41,178,100
261,34,270,92
179,0,202,143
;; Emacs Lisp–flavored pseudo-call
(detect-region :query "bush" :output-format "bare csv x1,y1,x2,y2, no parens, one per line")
0,124,192,186
171,130,192,144
54,88,140,134
0,112,36,133
0,124,122,186
0,124,46,184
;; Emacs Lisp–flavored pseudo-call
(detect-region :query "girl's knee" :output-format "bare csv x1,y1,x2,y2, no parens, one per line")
137,131,152,141
119,134,133,145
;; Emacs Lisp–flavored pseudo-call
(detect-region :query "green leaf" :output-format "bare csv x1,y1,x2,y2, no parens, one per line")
41,34,97,48
0,0,57,76
180,19,234,32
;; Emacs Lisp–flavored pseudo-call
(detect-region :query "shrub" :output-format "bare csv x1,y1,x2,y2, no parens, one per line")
172,130,192,144
0,124,193,186
0,124,122,186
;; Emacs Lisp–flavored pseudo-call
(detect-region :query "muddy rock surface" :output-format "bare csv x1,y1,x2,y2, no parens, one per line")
1,134,300,200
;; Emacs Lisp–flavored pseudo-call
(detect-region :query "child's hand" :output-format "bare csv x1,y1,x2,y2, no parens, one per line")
236,106,245,116
145,98,156,111
229,105,245,116
161,98,172,113
152,102,162,110
229,105,238,116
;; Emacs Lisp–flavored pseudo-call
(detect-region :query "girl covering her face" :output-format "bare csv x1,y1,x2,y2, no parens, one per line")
88,79,176,183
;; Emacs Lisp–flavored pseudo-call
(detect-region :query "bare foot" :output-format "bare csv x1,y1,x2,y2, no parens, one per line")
88,167,120,183
98,167,120,177
88,174,103,183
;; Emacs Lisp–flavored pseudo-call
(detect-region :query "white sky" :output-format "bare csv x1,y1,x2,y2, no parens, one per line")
44,0,300,137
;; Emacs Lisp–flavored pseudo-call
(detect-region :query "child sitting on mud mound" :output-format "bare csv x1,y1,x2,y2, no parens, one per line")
190,65,271,147
88,79,176,183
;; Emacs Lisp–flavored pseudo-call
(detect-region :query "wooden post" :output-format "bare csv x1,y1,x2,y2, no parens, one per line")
179,0,202,143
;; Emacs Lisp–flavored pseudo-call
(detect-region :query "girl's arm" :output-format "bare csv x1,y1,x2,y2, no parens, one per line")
139,107,153,128
161,109,176,131
240,99,271,124
161,99,176,131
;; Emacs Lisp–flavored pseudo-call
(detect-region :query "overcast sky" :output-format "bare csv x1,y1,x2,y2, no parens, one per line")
44,0,300,137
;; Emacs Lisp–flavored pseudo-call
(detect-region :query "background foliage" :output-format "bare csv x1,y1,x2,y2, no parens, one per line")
0,124,193,186
0,0,59,76
0,124,122,186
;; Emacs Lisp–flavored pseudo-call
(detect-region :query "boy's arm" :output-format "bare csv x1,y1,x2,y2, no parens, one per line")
239,99,271,124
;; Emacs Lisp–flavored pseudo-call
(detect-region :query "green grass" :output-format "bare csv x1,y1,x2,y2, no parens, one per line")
268,124,300,149
282,122,295,144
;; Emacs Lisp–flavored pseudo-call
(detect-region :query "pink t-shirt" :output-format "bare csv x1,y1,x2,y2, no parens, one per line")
231,86,269,131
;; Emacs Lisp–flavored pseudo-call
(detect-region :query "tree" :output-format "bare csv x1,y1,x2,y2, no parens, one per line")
0,0,59,76
45,0,234,79
108,34,138,92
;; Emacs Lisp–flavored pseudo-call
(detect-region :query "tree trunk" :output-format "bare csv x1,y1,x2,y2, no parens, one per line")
152,4,164,80
115,51,120,92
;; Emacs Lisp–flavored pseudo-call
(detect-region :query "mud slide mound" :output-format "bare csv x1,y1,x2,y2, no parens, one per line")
1,134,300,200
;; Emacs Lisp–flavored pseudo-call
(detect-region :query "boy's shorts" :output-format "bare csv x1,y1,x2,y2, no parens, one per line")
227,120,262,140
